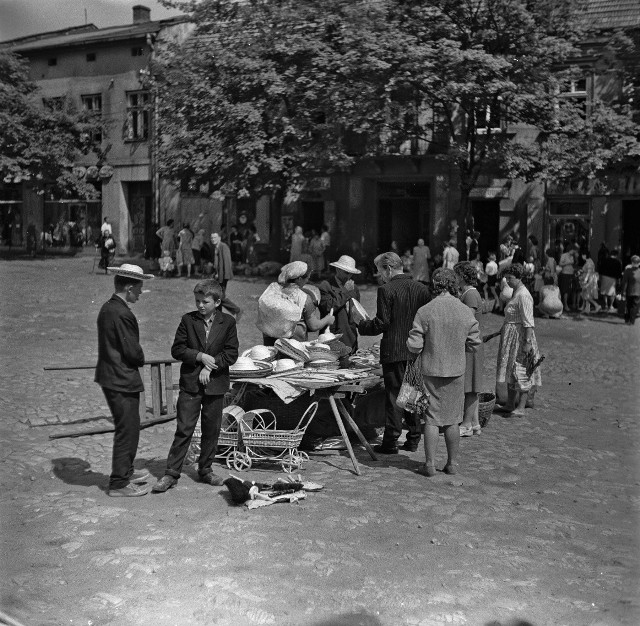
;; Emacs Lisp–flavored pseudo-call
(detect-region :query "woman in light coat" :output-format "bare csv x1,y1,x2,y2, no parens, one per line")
407,268,481,477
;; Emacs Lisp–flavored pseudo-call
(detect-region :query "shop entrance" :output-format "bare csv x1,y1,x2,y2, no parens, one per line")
378,182,430,254
128,182,152,253
622,199,640,264
471,200,500,261
547,199,590,252
301,200,324,235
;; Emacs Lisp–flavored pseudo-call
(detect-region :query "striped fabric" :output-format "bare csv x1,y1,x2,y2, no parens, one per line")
359,274,430,364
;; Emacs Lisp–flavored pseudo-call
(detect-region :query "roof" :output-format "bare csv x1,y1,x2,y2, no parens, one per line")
0,15,190,52
585,0,640,30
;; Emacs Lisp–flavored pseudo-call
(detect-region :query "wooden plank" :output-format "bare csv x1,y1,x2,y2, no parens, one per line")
139,390,147,419
44,359,178,371
335,398,379,461
48,413,177,439
328,395,360,476
150,364,161,419
164,363,174,415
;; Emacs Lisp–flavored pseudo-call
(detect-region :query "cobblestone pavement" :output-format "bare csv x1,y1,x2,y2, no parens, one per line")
1,256,639,626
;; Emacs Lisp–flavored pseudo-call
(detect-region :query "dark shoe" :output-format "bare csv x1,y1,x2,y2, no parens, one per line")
373,444,399,454
443,463,458,475
199,472,225,486
108,483,149,497
401,440,419,452
418,464,436,477
130,468,150,484
151,475,178,493
373,443,398,454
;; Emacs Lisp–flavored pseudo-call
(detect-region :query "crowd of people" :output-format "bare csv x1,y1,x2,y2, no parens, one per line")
397,233,639,324
95,223,639,496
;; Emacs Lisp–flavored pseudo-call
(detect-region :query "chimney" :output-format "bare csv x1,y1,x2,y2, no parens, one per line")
133,5,151,24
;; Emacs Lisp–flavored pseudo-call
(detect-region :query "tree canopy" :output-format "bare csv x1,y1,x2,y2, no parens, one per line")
0,49,102,197
156,0,640,220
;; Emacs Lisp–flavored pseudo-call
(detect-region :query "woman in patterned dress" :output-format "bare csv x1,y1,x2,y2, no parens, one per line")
495,263,542,417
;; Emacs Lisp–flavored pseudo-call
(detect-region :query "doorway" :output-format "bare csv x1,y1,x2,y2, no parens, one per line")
377,182,430,254
622,199,640,264
128,182,152,253
471,200,500,261
301,200,324,235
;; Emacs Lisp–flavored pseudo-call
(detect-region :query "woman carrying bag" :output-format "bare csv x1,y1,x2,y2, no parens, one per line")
407,268,481,477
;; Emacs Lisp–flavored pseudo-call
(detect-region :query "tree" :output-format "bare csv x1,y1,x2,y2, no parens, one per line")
0,49,103,197
154,0,406,252
156,0,640,252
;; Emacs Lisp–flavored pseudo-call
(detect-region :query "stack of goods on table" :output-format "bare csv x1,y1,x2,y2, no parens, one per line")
229,336,384,451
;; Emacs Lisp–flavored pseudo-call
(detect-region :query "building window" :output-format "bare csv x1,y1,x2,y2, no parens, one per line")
125,90,150,141
42,96,66,112
131,47,144,57
558,77,589,117
47,58,57,66
82,94,103,142
475,101,503,134
86,52,96,62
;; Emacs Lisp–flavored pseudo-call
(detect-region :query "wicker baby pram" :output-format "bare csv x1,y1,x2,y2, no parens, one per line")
228,402,319,473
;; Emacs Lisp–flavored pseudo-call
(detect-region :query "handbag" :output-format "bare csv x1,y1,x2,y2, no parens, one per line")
396,357,430,413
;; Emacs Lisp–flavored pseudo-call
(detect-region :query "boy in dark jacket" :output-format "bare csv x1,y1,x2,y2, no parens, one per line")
95,264,154,497
152,280,239,492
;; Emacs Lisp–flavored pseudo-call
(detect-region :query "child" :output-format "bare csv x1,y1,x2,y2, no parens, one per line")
159,250,175,277
401,249,413,273
152,280,239,493
485,252,499,309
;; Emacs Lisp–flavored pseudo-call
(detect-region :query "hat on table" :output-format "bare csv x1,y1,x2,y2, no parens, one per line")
278,261,308,283
107,263,154,280
329,255,361,275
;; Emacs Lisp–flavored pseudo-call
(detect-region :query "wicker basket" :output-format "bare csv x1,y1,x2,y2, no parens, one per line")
478,392,496,428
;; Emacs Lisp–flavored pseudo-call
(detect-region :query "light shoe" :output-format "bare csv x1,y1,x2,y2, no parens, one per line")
130,468,150,484
108,483,149,497
472,426,482,435
459,426,473,437
593,304,602,313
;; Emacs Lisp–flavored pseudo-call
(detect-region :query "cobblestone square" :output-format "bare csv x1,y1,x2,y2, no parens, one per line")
1,256,639,626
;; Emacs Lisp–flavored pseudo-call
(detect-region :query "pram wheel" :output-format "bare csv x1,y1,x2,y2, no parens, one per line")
230,451,252,471
281,452,303,473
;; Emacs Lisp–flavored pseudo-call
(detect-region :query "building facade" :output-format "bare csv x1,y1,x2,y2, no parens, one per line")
1,6,192,254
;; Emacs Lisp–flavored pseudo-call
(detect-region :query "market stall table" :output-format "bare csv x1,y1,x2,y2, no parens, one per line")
232,372,381,475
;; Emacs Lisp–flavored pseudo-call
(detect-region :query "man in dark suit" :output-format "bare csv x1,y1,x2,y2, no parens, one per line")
358,252,430,454
95,263,154,497
152,279,239,492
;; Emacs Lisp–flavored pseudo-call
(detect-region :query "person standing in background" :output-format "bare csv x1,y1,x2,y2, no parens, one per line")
412,238,431,285
443,240,459,270
621,255,640,325
320,224,331,269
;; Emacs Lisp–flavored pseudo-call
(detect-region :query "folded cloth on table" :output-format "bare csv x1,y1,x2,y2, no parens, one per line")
234,378,303,403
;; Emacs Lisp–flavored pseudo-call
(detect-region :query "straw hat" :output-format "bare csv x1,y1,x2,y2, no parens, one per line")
107,263,154,280
329,255,360,274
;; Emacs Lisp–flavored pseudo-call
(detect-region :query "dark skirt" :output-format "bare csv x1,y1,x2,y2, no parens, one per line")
423,375,465,427
464,343,484,394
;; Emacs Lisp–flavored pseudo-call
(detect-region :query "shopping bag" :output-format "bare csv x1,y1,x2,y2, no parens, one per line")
396,357,430,413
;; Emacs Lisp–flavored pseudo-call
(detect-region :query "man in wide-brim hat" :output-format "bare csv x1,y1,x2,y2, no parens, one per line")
96,264,153,497
318,255,362,352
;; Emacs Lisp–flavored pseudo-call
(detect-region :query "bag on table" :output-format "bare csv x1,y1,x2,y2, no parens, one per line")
396,357,430,413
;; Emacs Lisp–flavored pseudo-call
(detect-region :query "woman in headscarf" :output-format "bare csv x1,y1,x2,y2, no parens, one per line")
257,261,335,346
407,268,481,476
